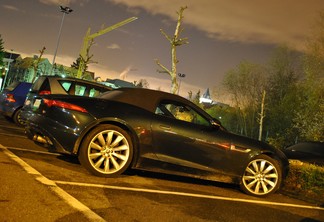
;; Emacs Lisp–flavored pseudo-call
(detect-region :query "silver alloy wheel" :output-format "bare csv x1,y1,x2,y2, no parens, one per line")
87,129,130,174
242,158,279,195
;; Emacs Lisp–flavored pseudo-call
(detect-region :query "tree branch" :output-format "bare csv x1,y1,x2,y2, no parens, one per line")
160,29,172,43
155,59,171,76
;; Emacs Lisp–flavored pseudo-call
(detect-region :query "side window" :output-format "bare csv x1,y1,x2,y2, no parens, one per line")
155,101,210,126
31,77,46,91
60,81,72,92
37,78,51,93
155,106,166,115
5,81,19,91
89,88,101,97
75,84,87,96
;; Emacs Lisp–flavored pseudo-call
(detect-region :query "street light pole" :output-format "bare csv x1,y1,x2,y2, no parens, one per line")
177,73,186,95
51,6,73,74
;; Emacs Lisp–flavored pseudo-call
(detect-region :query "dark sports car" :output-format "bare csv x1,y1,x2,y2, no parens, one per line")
283,142,324,166
25,88,289,196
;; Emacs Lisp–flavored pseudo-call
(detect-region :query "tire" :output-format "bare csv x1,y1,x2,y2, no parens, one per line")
78,124,133,177
13,108,25,126
240,154,282,196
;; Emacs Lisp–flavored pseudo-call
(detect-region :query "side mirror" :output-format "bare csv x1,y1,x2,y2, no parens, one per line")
211,118,221,128
211,118,227,131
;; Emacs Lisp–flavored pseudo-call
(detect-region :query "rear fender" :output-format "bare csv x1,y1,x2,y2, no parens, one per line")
73,118,140,165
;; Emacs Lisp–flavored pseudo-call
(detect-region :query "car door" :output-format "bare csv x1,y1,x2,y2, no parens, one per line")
151,100,231,177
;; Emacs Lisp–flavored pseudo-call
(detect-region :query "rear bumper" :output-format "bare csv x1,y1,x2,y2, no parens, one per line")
25,124,72,155
24,114,79,155
0,104,16,118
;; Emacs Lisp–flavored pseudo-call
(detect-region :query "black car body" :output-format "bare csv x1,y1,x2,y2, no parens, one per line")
25,88,289,196
20,75,112,125
283,142,324,166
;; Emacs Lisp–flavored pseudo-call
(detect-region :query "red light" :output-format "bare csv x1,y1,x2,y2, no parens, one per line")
43,99,88,113
6,94,16,103
39,90,51,95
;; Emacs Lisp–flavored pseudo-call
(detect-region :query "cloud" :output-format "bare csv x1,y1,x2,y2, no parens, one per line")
109,0,324,51
88,63,120,80
2,5,20,11
106,43,121,50
119,66,131,80
39,0,69,5
38,0,80,6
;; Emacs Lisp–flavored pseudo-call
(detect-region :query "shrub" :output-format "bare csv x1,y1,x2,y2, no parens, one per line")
282,160,324,204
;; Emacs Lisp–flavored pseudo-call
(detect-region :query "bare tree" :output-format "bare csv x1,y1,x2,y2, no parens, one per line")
77,17,137,78
258,90,266,141
31,47,46,83
134,79,150,88
79,39,97,79
155,6,188,94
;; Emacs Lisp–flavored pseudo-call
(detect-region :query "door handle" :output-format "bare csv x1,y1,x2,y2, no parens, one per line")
159,125,171,130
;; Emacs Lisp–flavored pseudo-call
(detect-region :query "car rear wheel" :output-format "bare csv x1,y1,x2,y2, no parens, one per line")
240,155,282,196
79,124,133,177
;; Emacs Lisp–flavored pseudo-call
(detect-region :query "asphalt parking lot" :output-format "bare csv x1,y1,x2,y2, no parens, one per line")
0,116,323,221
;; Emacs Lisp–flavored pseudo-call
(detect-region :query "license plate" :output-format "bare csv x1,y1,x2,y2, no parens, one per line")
33,99,42,110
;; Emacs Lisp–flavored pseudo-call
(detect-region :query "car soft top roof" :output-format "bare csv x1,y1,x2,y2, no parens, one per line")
99,87,195,113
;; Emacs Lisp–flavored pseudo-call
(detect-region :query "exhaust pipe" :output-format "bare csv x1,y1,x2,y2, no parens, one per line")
33,135,53,145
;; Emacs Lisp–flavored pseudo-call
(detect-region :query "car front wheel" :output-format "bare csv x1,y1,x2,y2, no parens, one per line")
240,154,282,196
13,108,25,126
79,124,133,177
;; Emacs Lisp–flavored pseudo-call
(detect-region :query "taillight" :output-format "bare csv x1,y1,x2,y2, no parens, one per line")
39,90,51,95
6,94,16,103
43,99,88,113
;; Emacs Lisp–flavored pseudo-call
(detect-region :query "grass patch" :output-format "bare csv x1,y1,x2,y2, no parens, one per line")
282,160,324,204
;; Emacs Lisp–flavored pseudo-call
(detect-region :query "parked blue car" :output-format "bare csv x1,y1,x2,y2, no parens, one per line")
0,81,32,125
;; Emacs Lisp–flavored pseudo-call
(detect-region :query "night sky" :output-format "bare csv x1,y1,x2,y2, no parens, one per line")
1,0,323,98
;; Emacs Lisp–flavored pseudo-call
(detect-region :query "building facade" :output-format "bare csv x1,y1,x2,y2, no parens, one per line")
1,52,94,89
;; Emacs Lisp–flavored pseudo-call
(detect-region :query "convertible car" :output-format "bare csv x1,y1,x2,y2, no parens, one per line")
25,88,289,196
